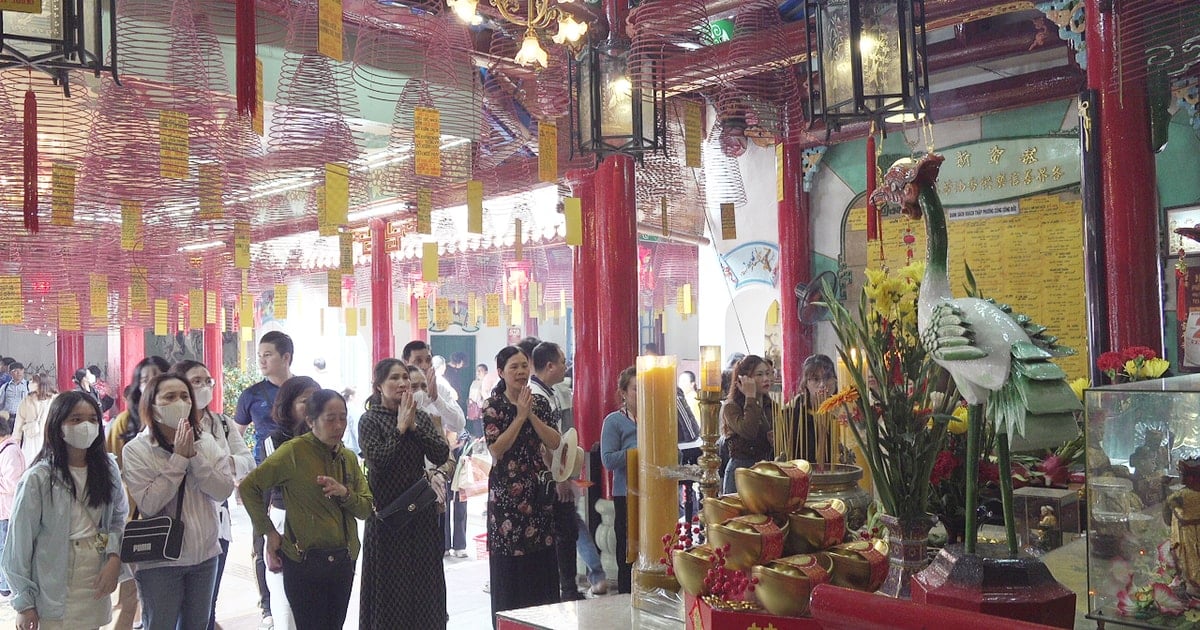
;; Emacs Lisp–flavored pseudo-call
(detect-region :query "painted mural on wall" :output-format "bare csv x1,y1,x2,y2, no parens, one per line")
720,241,780,289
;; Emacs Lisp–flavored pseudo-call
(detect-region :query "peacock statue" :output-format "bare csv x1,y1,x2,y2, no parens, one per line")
870,153,1082,556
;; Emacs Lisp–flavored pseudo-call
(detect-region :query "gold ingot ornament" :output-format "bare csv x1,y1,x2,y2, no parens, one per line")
751,553,833,617
706,514,789,570
672,544,716,596
734,459,812,514
701,494,746,525
825,539,889,592
785,499,847,555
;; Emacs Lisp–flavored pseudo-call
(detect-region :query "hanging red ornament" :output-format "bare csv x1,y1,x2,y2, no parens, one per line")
23,88,38,234
866,132,878,243
235,0,257,117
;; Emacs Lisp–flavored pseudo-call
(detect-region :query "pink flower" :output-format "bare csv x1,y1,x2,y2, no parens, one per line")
1116,577,1138,616
1038,455,1069,488
1153,582,1188,615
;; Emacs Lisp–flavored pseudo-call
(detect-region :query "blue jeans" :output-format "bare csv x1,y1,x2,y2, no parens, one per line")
0,519,8,592
575,514,605,586
723,457,756,495
136,556,219,630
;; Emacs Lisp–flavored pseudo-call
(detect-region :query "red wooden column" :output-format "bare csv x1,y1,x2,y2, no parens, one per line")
1086,0,1163,352
204,286,224,413
777,142,812,398
369,219,394,364
593,154,638,438
56,330,85,395
566,168,599,453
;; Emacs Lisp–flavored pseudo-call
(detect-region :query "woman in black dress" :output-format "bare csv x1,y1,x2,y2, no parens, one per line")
358,358,450,630
484,346,562,624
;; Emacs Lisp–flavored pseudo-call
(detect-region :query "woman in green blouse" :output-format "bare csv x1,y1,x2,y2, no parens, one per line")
239,389,372,630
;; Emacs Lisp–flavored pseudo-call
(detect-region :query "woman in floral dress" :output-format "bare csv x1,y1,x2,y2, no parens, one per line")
484,346,562,625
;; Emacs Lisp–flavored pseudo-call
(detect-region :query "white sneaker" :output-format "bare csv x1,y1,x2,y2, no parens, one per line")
588,581,609,596
452,549,469,558
258,616,274,630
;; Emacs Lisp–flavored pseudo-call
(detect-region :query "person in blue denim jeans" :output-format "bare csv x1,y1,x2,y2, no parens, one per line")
0,417,27,596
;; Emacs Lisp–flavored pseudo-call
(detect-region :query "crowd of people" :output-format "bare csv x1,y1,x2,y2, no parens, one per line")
0,337,832,630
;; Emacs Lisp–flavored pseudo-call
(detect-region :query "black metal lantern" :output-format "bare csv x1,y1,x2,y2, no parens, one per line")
0,0,119,94
570,34,665,157
805,0,929,128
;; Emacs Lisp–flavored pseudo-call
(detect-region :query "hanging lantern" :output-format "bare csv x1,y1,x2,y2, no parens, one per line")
570,34,665,157
0,0,119,93
805,0,930,128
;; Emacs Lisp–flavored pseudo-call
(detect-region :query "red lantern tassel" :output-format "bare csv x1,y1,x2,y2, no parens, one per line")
235,0,257,117
23,89,38,234
865,132,878,242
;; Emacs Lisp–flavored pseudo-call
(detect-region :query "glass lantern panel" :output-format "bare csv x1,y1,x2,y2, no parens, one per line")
819,0,855,114
3,0,65,59
859,0,903,108
577,57,595,150
599,50,634,139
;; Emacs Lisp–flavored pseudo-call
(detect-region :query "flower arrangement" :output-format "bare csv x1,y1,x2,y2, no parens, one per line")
1115,542,1200,625
821,262,959,522
1097,346,1171,383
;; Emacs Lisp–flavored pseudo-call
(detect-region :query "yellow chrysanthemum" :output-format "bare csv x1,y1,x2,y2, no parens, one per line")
898,261,925,286
1068,377,1089,402
863,267,888,292
1141,358,1170,379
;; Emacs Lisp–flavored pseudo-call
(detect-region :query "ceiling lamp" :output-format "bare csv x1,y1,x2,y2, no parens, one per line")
570,34,665,156
805,0,930,128
0,0,119,93
448,0,588,68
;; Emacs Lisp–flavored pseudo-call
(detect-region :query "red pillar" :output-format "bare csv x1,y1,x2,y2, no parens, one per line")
56,330,85,395
204,286,224,413
118,326,145,412
567,168,599,454
370,219,394,364
1086,1,1163,352
777,143,812,398
593,154,638,441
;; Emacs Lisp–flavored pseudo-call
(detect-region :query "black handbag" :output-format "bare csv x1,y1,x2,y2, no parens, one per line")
121,475,186,563
375,476,438,529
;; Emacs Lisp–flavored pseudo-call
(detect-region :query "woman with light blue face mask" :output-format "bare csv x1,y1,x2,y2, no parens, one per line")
120,374,235,630
2,391,129,630
170,360,255,630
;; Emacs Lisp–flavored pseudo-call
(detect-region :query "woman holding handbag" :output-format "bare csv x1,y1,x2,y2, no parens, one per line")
2,391,127,630
358,359,450,630
122,374,235,630
241,389,372,630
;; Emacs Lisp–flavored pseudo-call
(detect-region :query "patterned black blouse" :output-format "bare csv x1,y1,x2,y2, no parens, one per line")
483,390,557,557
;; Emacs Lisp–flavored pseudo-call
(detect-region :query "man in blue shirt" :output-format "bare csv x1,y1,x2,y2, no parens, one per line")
0,363,28,432
0,358,14,389
234,330,294,630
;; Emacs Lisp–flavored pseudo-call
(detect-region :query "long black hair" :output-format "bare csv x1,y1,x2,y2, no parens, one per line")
491,346,528,398
139,374,202,453
35,391,115,508
270,376,319,447
120,356,170,444
366,358,406,408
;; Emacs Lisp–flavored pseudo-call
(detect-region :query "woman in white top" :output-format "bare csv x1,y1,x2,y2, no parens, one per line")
2,391,128,630
170,360,255,630
14,372,57,464
121,374,235,630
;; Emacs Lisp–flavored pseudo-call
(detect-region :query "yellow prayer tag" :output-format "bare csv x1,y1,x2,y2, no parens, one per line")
0,1,43,14
326,163,349,227
240,294,254,328
340,232,353,272
413,107,442,177
435,298,450,329
328,270,342,307
234,221,251,269
467,292,478,325
417,188,432,234
189,289,205,330
514,219,523,261
252,59,265,135
720,203,736,240
199,164,223,219
89,274,107,321
564,197,582,246
538,121,557,183
59,294,80,331
159,111,190,179
317,186,334,236
485,294,500,328
205,291,218,325
0,277,21,325
467,180,483,234
510,300,523,326
130,267,148,314
345,308,358,336
121,201,143,252
683,283,693,315
422,242,439,282
359,307,367,326
51,163,75,227
317,0,344,61
684,100,703,168
417,297,430,330
274,284,288,320
154,300,169,336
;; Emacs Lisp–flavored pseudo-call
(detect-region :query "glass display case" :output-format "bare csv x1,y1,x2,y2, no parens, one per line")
1086,374,1200,628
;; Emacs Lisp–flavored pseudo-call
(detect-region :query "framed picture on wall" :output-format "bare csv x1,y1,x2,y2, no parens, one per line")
1166,205,1200,255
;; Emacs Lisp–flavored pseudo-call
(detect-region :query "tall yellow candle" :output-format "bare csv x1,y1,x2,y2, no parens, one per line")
636,355,679,571
700,345,722,393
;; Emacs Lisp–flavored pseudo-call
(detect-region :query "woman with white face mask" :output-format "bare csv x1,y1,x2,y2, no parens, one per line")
170,360,255,630
2,391,128,630
121,374,235,630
